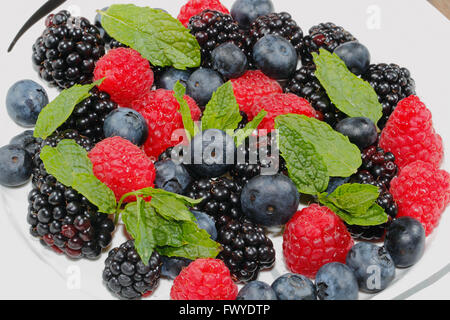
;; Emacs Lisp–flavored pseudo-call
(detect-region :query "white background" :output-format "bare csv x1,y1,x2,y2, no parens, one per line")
0,0,449,300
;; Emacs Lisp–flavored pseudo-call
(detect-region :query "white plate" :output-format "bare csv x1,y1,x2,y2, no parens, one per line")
0,0,449,300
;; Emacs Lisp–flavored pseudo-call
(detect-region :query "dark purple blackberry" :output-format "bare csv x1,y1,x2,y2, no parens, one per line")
362,63,416,128
216,215,275,283
347,145,399,241
188,10,248,67
58,88,118,142
300,22,356,65
32,10,105,90
237,111,249,130
185,178,244,220
286,64,346,127
102,240,162,300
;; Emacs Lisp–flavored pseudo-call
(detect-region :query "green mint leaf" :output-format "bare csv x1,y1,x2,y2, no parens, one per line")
100,4,201,69
313,49,383,125
34,80,103,139
234,110,268,146
276,114,361,177
327,183,380,215
150,193,196,222
202,81,242,131
173,81,198,138
275,116,329,194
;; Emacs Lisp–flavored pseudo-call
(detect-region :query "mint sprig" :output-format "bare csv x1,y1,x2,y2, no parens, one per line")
233,109,267,146
173,81,199,139
99,4,201,69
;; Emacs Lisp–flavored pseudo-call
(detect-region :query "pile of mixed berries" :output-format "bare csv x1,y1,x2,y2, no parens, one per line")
0,0,449,300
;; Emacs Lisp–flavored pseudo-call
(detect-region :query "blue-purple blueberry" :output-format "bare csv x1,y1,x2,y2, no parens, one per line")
237,281,278,300
103,108,148,146
316,262,359,300
271,273,317,300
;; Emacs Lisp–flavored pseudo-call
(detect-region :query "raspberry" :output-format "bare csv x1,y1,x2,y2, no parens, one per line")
230,70,283,117
88,137,156,202
283,204,354,278
93,48,154,107
390,161,450,236
178,0,230,27
170,258,238,300
250,93,318,131
379,95,443,170
131,89,201,160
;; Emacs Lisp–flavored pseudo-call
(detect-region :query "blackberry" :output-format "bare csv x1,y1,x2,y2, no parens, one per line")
32,10,105,90
185,178,244,220
362,63,416,128
216,215,275,283
58,88,118,142
102,240,162,300
348,145,399,241
286,64,346,127
300,22,356,65
188,10,248,67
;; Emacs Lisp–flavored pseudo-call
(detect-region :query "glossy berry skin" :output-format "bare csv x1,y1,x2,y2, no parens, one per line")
161,256,192,280
271,273,317,300
103,108,148,147
231,0,274,29
346,242,395,293
191,210,218,240
154,159,192,195
315,262,359,300
335,117,378,150
0,145,33,187
187,129,236,178
177,0,230,27
384,217,425,268
253,34,298,80
156,68,192,90
241,174,299,226
6,80,48,127
334,41,370,75
211,43,248,79
186,68,224,106
237,281,278,300
326,177,350,194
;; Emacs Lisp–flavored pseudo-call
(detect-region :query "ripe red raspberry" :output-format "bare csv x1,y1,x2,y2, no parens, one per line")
251,93,319,131
170,259,238,300
283,204,354,278
177,0,230,27
231,70,283,117
88,137,155,202
94,48,154,107
390,161,450,236
131,89,201,160
379,95,443,170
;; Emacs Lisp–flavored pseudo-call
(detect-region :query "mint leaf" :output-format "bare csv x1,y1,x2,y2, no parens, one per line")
100,4,201,69
173,81,198,138
150,193,196,222
275,117,329,194
275,114,361,177
234,110,267,146
34,81,103,139
202,81,242,131
313,49,383,125
327,183,380,215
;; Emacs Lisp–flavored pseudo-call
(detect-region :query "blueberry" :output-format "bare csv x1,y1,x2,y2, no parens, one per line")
237,281,278,300
211,43,248,79
346,242,395,293
384,217,425,268
316,262,359,300
334,41,371,76
161,256,192,280
231,0,274,28
154,159,192,195
187,129,236,178
241,174,299,226
156,67,192,90
253,34,298,80
103,108,148,146
271,273,316,300
186,68,224,106
9,130,42,156
191,210,217,240
0,144,33,187
325,177,351,194
6,80,48,127
335,117,378,149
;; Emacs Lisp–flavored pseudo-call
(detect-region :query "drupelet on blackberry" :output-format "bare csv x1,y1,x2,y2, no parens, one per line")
32,10,105,90
102,240,162,300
